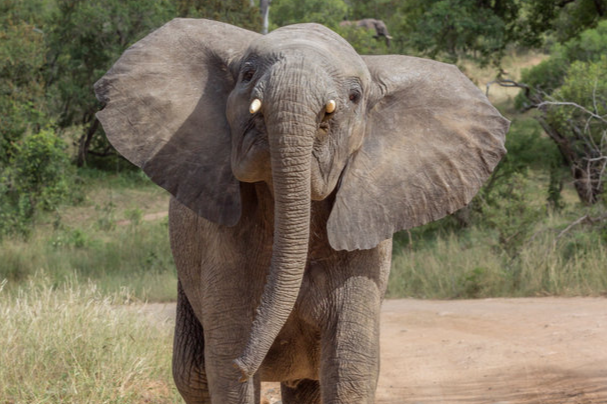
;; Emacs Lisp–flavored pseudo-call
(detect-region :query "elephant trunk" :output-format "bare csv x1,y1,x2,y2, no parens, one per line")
234,68,318,380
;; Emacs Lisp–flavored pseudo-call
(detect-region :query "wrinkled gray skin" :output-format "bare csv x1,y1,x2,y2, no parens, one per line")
340,19,393,47
94,19,508,404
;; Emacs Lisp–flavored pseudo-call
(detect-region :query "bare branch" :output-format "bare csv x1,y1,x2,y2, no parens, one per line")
485,78,531,98
555,215,589,241
537,101,607,124
555,212,607,242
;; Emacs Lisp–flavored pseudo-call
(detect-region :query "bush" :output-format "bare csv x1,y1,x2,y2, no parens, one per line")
517,19,607,110
0,129,77,236
270,0,347,29
516,21,607,204
334,24,390,55
0,18,49,163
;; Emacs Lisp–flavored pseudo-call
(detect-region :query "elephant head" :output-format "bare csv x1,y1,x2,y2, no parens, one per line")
94,19,508,381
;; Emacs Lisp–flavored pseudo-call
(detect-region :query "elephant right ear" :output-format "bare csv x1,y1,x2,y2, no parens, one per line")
94,19,260,226
328,55,509,251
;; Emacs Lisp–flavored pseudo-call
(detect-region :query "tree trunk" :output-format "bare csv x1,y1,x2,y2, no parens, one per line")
77,118,100,167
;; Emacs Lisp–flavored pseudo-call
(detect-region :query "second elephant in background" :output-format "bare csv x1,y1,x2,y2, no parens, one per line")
340,18,393,47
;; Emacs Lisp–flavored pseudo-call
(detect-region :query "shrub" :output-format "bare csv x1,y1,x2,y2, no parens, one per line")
516,22,607,204
0,129,77,236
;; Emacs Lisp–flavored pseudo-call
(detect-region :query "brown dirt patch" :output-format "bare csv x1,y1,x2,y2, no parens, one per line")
142,298,607,403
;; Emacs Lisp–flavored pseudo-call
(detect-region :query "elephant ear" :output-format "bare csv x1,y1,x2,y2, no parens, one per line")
327,55,509,251
94,19,260,226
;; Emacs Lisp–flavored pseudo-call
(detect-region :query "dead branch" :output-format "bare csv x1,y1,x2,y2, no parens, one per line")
555,215,590,241
555,212,607,242
537,101,607,124
485,78,531,98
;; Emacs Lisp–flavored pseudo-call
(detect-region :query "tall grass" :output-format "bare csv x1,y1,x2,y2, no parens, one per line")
388,218,607,299
0,219,177,302
0,274,182,403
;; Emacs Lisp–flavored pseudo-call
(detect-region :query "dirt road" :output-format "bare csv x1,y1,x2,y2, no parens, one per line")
144,298,607,403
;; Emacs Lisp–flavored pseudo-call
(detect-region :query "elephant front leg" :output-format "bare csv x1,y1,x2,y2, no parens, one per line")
173,281,211,403
203,334,261,403
320,278,382,404
199,297,263,404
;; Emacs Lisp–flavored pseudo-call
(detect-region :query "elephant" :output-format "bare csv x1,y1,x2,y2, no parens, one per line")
94,19,508,404
339,18,393,47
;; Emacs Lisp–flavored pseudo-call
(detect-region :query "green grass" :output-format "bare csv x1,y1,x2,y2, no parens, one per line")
0,273,183,403
388,210,607,299
0,219,177,302
2,166,607,302
0,170,177,302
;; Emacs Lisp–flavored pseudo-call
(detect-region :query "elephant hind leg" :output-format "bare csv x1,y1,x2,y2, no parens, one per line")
281,379,321,404
173,280,210,403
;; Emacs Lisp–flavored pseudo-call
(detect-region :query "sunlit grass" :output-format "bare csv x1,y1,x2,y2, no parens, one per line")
0,273,182,403
389,212,607,299
0,219,177,302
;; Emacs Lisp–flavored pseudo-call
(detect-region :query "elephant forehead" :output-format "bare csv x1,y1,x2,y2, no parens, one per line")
250,24,369,79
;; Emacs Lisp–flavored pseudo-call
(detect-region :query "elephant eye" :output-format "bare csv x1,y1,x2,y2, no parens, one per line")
242,69,255,83
349,90,361,104
241,62,256,83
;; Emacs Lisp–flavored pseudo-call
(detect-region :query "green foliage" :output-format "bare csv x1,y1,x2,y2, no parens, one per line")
0,129,77,237
519,0,607,47
1,220,176,300
515,20,607,204
334,24,389,55
176,0,261,31
395,0,519,66
547,56,607,141
482,118,559,197
270,0,348,29
344,0,402,20
389,212,607,299
479,119,561,254
45,0,177,166
0,12,50,163
517,20,607,109
47,0,177,127
482,173,544,256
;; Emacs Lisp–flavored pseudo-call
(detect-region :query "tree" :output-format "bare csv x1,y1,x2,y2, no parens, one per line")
539,58,607,204
0,0,51,164
513,20,607,204
396,0,519,66
270,0,348,29
45,0,176,167
518,0,606,47
175,0,261,31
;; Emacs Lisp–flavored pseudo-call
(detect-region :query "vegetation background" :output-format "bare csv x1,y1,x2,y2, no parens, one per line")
1,0,606,402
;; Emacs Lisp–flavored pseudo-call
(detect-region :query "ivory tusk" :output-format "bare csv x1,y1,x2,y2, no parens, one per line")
326,99,336,114
249,98,262,114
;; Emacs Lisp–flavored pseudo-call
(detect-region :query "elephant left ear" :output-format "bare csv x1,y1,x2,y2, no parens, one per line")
327,55,509,251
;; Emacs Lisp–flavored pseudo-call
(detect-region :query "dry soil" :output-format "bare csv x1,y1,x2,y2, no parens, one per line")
144,297,607,403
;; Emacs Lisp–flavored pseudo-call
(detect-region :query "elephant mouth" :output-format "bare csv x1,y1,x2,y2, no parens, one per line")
233,115,336,198
232,118,270,183
241,121,268,157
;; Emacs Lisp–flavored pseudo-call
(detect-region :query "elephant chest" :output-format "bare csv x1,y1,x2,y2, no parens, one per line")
170,195,392,382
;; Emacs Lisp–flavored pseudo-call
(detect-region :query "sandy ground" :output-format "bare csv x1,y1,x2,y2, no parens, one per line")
143,298,607,403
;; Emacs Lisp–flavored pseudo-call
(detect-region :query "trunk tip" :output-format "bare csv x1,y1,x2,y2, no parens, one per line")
232,358,254,382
